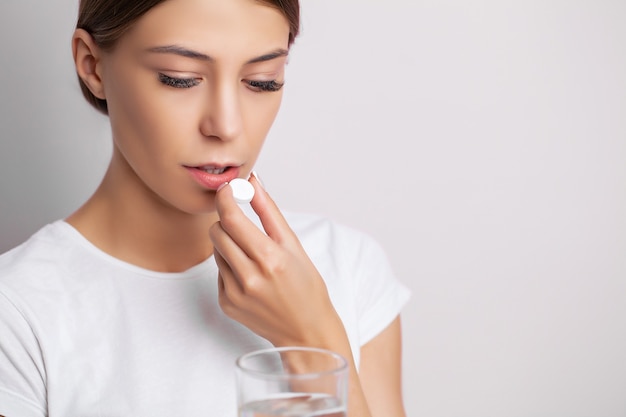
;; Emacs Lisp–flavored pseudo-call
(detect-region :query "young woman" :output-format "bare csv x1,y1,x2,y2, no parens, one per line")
0,0,411,416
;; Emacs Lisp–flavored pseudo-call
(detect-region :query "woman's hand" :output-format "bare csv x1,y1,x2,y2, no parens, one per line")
208,174,346,349
210,174,377,417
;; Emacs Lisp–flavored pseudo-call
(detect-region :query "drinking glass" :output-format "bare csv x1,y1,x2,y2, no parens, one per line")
236,346,348,417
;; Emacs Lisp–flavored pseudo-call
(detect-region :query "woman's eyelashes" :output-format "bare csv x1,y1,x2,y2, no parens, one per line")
246,79,284,92
158,73,200,89
158,73,284,92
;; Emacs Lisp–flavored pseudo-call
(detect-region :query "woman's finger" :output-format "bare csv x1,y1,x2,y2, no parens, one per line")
214,178,283,261
213,249,244,309
209,220,257,281
248,173,301,247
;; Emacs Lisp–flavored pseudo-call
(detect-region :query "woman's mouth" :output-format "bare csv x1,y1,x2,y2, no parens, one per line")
199,166,228,175
185,165,240,190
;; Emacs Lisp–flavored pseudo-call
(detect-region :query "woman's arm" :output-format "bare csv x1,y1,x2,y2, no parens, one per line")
359,315,407,417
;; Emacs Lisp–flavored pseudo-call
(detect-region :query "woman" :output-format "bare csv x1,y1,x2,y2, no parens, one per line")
0,0,410,415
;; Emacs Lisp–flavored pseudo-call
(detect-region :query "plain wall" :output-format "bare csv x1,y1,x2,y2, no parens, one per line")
1,1,625,416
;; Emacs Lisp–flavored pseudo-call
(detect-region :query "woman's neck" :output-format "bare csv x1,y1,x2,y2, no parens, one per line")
66,158,218,273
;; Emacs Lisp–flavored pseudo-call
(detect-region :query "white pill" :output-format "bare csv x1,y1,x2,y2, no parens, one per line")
229,178,255,204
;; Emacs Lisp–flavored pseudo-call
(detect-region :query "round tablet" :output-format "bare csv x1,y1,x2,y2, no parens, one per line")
229,178,255,204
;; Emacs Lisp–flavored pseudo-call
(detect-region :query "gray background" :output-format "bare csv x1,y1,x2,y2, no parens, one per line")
2,1,625,416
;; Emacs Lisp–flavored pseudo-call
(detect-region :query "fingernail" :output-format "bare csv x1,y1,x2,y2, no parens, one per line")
250,171,265,189
217,181,229,192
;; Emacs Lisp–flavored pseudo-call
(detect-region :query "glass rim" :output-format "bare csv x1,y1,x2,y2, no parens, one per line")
236,346,348,380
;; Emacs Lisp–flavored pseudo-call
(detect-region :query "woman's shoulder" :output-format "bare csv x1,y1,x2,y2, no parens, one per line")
282,210,373,243
0,221,79,283
278,210,387,265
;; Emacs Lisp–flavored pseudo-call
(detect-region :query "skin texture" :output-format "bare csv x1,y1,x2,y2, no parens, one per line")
68,0,406,415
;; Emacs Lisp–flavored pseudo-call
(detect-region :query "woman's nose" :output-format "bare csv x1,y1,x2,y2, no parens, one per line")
199,80,243,141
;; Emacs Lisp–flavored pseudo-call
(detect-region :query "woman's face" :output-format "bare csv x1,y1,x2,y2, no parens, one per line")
98,0,290,214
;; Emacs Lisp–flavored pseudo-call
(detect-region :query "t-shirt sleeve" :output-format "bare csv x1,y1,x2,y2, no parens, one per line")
352,233,412,345
0,290,47,417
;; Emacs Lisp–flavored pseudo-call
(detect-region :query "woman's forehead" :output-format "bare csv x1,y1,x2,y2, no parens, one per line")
124,0,290,48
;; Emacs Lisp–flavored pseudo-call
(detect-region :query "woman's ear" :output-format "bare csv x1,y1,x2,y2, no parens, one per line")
72,28,106,100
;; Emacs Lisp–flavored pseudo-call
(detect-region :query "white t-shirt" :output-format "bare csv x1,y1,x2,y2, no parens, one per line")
0,210,411,417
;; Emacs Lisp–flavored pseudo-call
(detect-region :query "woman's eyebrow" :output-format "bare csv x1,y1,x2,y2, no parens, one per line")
146,45,213,61
245,48,289,64
145,45,288,64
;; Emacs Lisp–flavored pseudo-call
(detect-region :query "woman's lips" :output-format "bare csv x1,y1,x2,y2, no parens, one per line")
185,165,240,190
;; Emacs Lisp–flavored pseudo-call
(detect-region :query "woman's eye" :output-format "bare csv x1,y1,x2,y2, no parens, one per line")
158,73,200,89
246,79,284,92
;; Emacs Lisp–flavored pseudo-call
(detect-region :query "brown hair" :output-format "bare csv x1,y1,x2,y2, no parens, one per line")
76,0,300,114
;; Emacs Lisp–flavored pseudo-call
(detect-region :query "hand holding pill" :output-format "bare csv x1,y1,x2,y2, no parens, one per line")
209,173,349,350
